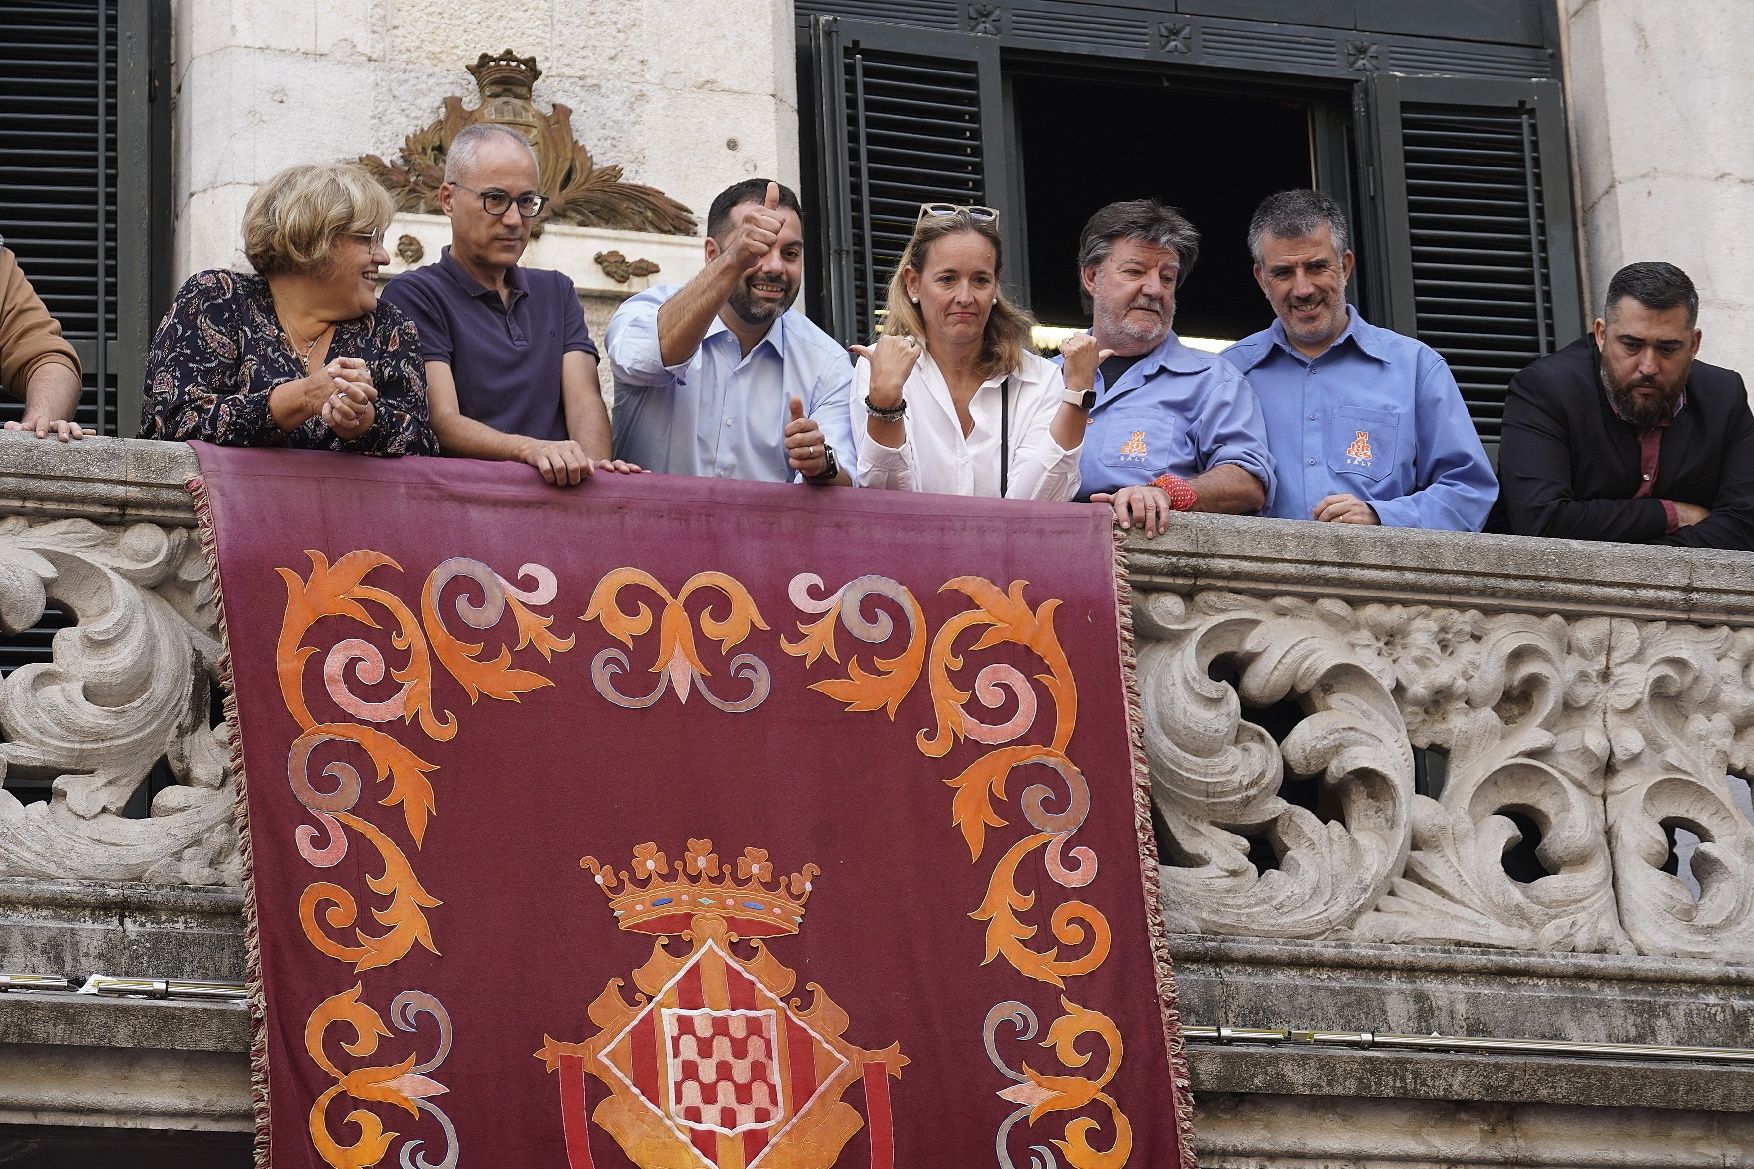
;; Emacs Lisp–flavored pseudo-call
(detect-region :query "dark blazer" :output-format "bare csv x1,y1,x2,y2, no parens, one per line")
1498,336,1754,549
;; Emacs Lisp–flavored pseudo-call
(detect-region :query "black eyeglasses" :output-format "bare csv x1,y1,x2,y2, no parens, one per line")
454,183,548,218
917,202,1000,224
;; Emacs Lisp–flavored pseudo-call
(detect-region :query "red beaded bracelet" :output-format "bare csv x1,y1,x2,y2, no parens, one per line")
1151,473,1200,512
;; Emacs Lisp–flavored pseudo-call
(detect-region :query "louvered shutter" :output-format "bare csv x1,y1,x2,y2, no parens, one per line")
1366,75,1583,448
809,17,1008,345
0,1,166,677
0,1,119,434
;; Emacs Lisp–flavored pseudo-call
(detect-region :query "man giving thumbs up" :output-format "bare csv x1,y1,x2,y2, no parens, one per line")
605,178,853,486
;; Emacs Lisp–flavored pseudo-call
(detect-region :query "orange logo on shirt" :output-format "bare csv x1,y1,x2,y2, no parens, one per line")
1119,430,1148,458
1345,429,1374,465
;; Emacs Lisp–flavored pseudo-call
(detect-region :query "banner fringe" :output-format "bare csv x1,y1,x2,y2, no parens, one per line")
189,472,274,1169
1113,527,1199,1168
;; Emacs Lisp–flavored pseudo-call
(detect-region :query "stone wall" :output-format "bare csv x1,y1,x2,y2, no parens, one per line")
1562,0,1754,378
0,431,1748,1164
169,0,799,276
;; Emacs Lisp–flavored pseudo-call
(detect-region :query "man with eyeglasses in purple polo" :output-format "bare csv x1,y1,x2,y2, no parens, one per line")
381,123,634,486
604,178,854,486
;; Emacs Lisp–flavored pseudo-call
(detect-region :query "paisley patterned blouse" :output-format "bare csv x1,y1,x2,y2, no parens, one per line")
140,269,437,455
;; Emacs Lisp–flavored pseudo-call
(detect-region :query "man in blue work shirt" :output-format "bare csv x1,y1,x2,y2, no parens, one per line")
1068,199,1275,538
1222,189,1495,530
604,179,853,486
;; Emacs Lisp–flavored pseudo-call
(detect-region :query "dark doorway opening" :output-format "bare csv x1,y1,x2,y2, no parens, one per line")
1011,71,1335,347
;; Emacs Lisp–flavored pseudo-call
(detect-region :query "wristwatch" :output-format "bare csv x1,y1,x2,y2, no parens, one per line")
807,444,840,484
1062,387,1096,410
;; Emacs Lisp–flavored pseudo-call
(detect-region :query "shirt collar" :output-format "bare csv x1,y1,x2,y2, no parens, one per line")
1261,306,1391,366
917,346,1009,390
705,307,787,357
438,245,527,304
1094,329,1205,387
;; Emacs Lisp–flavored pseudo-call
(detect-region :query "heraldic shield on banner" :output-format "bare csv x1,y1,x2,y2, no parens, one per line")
537,840,906,1169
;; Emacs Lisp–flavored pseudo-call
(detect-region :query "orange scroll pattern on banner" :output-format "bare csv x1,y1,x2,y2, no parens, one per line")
277,551,573,1169
782,574,1129,1169
583,569,773,712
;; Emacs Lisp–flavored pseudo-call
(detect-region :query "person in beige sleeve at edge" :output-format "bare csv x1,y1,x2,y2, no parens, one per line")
0,239,84,440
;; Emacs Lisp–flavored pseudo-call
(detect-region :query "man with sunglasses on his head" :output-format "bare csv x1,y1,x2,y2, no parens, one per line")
604,178,854,486
381,123,633,486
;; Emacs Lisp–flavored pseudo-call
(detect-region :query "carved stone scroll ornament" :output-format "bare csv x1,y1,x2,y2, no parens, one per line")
1137,592,1412,936
1347,609,1629,954
359,50,697,237
0,517,235,886
1603,621,1754,960
1137,588,1754,958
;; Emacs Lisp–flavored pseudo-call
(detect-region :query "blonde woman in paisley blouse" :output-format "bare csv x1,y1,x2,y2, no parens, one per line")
140,162,436,455
850,204,1100,500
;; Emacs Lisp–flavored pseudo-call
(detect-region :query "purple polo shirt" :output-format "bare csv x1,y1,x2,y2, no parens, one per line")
380,246,596,442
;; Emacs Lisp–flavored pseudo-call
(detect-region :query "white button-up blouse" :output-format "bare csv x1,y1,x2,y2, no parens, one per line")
851,348,1082,500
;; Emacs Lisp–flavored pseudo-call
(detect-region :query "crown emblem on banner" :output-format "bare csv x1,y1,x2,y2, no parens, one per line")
580,840,819,938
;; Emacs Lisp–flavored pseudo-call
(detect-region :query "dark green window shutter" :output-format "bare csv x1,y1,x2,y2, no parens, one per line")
1365,75,1583,446
0,1,167,679
809,16,1007,345
0,0,168,438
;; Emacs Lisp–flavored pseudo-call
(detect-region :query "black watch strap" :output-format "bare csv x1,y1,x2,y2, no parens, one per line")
807,444,840,484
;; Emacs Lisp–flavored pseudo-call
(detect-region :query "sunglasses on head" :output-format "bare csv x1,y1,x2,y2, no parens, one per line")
917,202,1000,224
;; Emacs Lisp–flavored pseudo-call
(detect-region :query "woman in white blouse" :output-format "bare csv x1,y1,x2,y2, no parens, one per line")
850,204,1106,500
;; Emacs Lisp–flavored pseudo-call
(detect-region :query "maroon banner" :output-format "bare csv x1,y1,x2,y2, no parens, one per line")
190,444,1195,1169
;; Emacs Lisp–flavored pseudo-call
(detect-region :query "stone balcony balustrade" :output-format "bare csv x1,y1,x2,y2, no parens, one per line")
0,430,1747,1164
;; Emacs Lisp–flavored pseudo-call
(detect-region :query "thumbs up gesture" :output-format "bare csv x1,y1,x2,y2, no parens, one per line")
729,181,786,270
849,333,922,410
784,396,832,480
1058,332,1113,394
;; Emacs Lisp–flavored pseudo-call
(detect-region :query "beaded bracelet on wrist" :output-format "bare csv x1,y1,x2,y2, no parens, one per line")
865,395,908,422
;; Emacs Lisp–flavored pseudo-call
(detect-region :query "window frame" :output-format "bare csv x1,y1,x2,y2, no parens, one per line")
798,1,1582,446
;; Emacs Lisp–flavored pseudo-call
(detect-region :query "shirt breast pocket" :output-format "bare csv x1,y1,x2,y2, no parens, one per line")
1096,406,1183,474
1326,405,1398,484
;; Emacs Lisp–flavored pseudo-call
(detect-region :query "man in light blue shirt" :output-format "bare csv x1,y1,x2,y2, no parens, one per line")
1222,189,1495,531
1061,199,1275,537
605,178,853,486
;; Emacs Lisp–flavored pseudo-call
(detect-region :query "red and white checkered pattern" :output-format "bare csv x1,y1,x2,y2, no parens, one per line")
663,1008,783,1134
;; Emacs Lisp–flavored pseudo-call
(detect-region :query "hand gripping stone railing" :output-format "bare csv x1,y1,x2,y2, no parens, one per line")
0,432,1750,967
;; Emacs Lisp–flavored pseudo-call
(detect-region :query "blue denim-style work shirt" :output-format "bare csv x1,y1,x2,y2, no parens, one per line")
605,284,856,483
1222,310,1496,531
1061,330,1276,505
